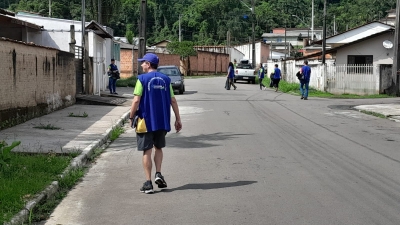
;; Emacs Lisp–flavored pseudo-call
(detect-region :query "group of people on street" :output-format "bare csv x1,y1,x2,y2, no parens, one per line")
226,59,311,98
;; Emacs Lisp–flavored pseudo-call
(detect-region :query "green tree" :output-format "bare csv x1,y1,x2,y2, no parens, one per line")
166,41,197,75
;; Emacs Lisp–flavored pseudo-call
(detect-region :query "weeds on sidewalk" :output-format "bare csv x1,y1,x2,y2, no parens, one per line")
33,123,61,130
0,142,74,223
30,168,85,222
68,112,88,118
110,125,125,141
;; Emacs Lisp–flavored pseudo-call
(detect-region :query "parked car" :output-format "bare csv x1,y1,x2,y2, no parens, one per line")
234,60,256,84
157,65,185,94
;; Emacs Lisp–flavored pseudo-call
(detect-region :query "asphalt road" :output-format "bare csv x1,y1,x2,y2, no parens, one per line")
42,77,400,225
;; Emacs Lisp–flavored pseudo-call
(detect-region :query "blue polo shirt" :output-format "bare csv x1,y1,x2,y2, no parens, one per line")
301,65,311,82
273,68,281,79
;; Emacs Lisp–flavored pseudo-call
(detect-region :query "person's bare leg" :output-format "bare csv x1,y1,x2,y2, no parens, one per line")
143,148,153,181
154,147,163,173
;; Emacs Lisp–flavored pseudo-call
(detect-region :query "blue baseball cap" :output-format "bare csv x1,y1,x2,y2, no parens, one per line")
137,53,159,65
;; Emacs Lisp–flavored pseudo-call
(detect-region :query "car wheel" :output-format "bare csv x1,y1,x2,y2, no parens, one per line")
179,87,184,94
183,85,185,92
247,80,250,84
234,79,237,83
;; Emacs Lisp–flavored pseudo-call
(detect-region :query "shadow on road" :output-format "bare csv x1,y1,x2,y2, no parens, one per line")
161,181,257,192
167,132,252,149
180,90,198,95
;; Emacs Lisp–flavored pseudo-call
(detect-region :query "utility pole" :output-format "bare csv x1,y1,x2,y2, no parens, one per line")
333,15,336,35
322,0,327,64
49,0,51,17
98,0,101,24
179,14,182,42
81,0,86,93
311,0,314,41
251,0,256,67
391,0,400,96
284,21,287,59
138,0,147,75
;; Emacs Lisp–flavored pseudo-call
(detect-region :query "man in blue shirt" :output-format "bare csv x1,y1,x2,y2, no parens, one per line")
272,64,281,92
300,60,311,100
108,59,119,95
130,53,182,194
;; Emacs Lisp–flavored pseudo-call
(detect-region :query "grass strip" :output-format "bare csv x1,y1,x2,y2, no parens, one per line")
30,168,85,222
1,151,72,223
360,110,387,119
259,78,393,99
116,76,137,87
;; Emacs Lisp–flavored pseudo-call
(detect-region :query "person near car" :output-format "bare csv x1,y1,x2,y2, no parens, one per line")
233,59,237,69
272,64,281,92
130,53,182,194
226,62,237,90
108,58,119,95
300,60,311,100
258,63,266,90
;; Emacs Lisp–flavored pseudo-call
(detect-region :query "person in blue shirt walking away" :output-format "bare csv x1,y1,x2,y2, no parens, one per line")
226,62,237,90
108,58,119,95
258,63,266,90
272,64,281,92
300,60,311,100
130,53,182,194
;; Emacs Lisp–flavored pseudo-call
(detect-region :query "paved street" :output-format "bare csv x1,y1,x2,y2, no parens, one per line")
42,77,400,225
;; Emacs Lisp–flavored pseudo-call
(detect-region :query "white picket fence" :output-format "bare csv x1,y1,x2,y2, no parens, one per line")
264,60,379,95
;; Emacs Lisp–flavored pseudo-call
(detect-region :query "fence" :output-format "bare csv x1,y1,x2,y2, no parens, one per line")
325,64,378,95
264,60,379,95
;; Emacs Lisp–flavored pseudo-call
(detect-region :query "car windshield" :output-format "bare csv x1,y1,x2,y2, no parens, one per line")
237,64,253,69
158,68,180,76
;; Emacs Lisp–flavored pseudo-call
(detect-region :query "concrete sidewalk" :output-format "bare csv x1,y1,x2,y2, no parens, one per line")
354,104,400,122
2,87,134,225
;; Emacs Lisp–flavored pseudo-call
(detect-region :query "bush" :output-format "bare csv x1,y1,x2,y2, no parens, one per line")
116,76,137,87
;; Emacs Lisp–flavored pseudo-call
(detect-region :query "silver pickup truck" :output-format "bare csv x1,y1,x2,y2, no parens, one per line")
234,63,256,84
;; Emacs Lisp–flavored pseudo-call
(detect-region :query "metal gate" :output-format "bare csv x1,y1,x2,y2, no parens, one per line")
75,46,84,94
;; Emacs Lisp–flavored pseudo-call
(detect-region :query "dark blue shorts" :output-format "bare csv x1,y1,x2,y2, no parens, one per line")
136,130,167,151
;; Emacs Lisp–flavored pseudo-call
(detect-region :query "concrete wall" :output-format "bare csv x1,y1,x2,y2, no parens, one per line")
335,32,394,65
190,51,229,75
120,50,229,76
120,48,133,78
0,39,76,130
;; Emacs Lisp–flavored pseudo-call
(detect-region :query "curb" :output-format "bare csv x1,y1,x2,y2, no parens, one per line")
5,110,131,225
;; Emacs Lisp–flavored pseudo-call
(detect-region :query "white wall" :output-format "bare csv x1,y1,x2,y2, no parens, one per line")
233,42,262,65
16,14,83,49
89,32,108,94
335,32,394,65
16,14,115,95
229,47,245,63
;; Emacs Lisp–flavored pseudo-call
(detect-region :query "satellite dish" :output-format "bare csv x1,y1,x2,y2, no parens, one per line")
383,40,393,49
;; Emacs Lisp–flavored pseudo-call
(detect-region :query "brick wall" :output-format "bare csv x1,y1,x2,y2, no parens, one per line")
0,39,76,129
120,49,229,77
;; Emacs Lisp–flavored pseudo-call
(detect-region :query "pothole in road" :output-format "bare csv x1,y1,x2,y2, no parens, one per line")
327,105,357,110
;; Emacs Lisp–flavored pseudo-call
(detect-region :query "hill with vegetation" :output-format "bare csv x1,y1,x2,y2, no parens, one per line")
3,0,396,45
